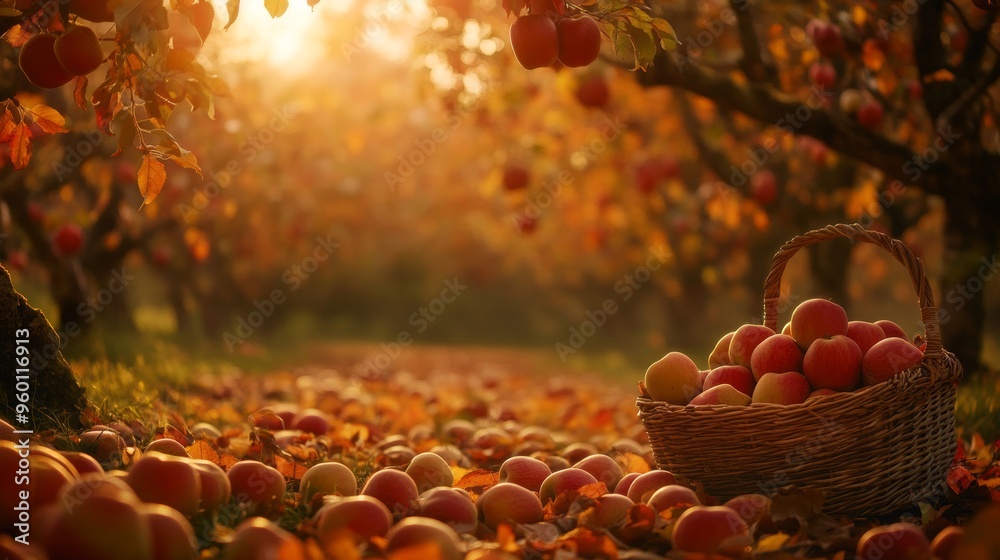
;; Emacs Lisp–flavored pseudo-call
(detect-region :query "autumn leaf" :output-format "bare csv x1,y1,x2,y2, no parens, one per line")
224,0,240,29
275,456,308,480
73,77,89,109
138,154,167,206
454,469,499,496
25,104,69,134
10,123,32,169
187,440,220,462
264,0,288,18
0,109,14,142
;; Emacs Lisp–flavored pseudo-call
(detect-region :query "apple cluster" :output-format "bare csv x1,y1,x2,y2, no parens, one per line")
805,19,885,130
644,298,926,407
508,0,602,70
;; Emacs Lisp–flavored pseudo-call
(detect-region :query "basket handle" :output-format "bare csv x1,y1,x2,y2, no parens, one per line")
762,223,942,360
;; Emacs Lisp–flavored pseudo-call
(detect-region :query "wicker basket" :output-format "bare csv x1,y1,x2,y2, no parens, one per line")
636,223,963,516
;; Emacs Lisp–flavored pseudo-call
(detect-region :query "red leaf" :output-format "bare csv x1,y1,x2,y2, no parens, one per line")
74,77,89,109
948,465,977,495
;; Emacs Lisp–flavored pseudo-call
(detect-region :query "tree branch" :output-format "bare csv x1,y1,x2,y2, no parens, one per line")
728,0,780,87
637,55,948,194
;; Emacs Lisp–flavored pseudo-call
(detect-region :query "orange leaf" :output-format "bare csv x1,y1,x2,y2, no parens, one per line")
138,154,167,206
10,123,32,169
275,456,308,480
454,469,499,497
0,109,14,142
618,452,650,474
73,77,89,109
187,440,220,463
26,104,68,134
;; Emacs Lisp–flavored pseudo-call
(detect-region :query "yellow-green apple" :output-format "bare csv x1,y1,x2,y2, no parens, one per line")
584,494,634,528
126,452,202,517
752,372,811,405
385,517,463,560
144,438,189,457
803,335,862,391
708,332,735,368
646,485,699,511
875,319,908,340
862,338,923,386
300,461,357,503
226,460,286,517
703,365,755,396
644,352,701,405
361,468,420,518
418,488,478,534
46,476,153,560
671,505,750,555
539,468,601,504
728,325,775,367
929,526,962,560
141,504,198,560
315,495,393,544
626,470,678,503
750,334,804,381
499,456,551,492
688,384,751,406
222,517,305,560
847,321,886,355
613,472,641,496
856,522,931,560
190,459,231,512
406,452,454,493
573,454,624,491
722,494,771,525
790,299,849,348
476,482,544,529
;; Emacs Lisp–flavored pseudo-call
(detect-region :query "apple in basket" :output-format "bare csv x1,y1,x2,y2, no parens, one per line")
644,352,701,405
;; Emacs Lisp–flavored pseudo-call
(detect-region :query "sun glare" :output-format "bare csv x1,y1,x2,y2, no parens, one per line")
208,0,431,75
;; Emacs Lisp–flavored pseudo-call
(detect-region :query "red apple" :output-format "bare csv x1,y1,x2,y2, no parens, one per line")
857,101,884,129
222,517,305,560
418,487,478,534
862,338,924,386
291,408,330,435
752,372,811,405
646,485,699,511
502,165,529,191
385,516,463,560
46,476,152,560
53,224,84,257
499,456,551,492
847,321,887,355
929,526,962,560
573,454,624,491
689,384,751,406
613,472,641,496
61,451,104,476
856,523,931,560
562,442,598,464
645,351,701,405
556,16,601,68
809,62,837,91
807,388,838,400
803,335,862,391
672,506,750,555
708,332,736,368
226,460,286,517
728,325,775,368
807,19,843,56
539,467,601,504
510,14,559,70
626,470,678,503
875,319,908,340
477,482,544,529
361,468,420,517
141,503,198,560
78,429,128,466
190,459,231,512
575,75,610,108
750,169,778,205
790,298,848,348
405,452,454,493
126,452,202,517
315,495,393,544
749,334,804,381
